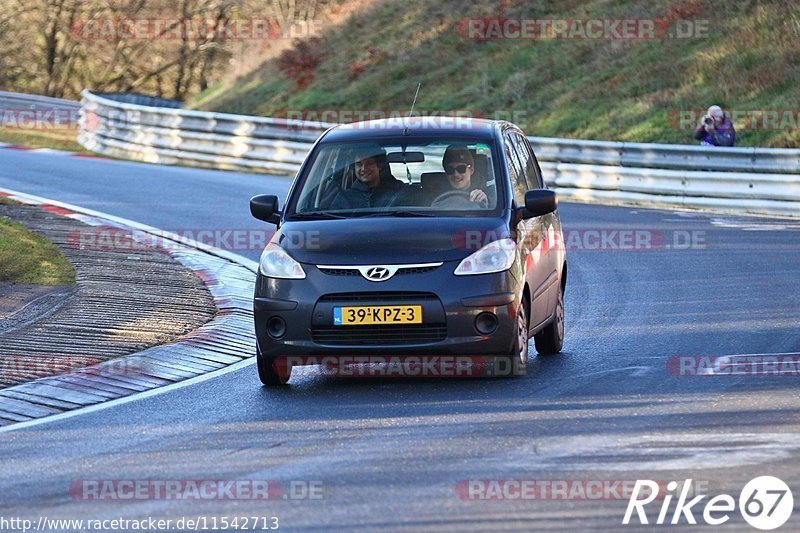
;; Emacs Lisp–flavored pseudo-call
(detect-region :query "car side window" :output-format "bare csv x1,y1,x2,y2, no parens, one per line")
513,133,544,189
531,151,546,189
503,134,527,207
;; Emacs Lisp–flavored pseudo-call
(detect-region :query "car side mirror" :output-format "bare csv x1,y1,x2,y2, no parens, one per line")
523,189,557,218
250,195,281,224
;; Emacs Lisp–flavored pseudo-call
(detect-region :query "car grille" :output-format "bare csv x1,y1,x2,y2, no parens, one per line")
312,292,446,345
318,265,440,277
311,324,447,345
318,268,361,276
394,266,439,275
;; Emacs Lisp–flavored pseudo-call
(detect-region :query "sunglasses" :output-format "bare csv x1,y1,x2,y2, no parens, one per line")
444,164,470,175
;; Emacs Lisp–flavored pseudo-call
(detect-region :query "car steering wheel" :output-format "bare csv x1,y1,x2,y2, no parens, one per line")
430,189,475,208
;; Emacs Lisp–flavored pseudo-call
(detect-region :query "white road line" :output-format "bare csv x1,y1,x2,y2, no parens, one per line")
486,432,800,471
571,366,654,378
28,148,73,156
0,359,253,434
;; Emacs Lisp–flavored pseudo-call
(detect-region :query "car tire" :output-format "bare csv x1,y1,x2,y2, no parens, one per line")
534,284,564,355
505,295,529,377
257,347,292,386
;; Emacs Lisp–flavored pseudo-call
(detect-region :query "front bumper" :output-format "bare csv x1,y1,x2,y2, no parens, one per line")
254,261,523,359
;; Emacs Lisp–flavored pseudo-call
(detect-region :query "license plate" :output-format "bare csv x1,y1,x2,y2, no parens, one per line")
333,305,423,326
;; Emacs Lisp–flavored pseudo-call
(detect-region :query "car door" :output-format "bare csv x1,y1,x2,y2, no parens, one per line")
503,131,550,329
513,132,560,318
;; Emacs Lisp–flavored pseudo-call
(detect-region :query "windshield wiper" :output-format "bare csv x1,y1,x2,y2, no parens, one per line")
357,210,436,218
289,212,348,220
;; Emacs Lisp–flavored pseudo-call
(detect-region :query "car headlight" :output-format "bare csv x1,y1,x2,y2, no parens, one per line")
454,238,516,276
259,244,306,279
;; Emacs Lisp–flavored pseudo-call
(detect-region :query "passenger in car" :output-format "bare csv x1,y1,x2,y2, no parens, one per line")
440,145,489,207
328,145,410,209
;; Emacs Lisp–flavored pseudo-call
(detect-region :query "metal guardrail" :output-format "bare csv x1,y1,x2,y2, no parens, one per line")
529,137,800,175
0,91,81,111
78,90,800,216
94,92,184,109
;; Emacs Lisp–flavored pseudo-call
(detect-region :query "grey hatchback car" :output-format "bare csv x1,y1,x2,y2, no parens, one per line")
250,118,566,385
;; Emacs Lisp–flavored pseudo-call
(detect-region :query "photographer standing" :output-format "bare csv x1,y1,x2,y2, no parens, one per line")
693,105,735,146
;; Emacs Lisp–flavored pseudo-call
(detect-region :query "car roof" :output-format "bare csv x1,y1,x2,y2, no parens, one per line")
321,116,507,143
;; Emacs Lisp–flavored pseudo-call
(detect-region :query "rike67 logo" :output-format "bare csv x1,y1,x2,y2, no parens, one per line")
623,477,793,530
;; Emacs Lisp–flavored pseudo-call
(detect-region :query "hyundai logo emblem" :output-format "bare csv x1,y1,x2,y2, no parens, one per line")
363,266,393,282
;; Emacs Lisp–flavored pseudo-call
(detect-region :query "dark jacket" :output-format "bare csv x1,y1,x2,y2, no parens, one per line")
329,174,409,210
693,114,735,146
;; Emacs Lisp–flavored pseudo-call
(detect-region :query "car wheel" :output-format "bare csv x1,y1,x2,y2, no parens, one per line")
257,347,292,386
534,284,564,355
505,295,529,377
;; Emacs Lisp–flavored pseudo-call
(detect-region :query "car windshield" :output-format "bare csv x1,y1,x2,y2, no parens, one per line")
290,139,500,217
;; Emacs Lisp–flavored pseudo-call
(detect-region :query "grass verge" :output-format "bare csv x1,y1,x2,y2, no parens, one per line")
194,0,800,148
0,202,76,285
0,127,85,153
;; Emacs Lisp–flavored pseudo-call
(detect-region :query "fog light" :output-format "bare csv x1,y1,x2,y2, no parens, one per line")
475,312,498,335
267,316,287,339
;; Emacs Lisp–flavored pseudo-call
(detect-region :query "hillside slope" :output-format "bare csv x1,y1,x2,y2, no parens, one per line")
193,0,800,147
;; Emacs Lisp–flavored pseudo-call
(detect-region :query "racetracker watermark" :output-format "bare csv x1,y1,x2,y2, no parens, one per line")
0,355,104,382
69,480,322,500
69,18,322,41
623,477,793,528
670,109,800,131
273,109,531,130
66,227,284,253
457,18,709,40
0,108,80,129
668,354,800,376
453,229,708,252
456,480,697,500
276,356,527,378
0,516,279,532
68,227,711,255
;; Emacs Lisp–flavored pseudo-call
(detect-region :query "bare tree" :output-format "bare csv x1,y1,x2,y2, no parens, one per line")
0,0,330,100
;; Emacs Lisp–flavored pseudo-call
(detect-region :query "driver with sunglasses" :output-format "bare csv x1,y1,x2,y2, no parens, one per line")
442,145,489,207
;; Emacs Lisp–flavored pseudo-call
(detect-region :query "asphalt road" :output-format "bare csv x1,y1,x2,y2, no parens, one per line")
1,149,800,531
